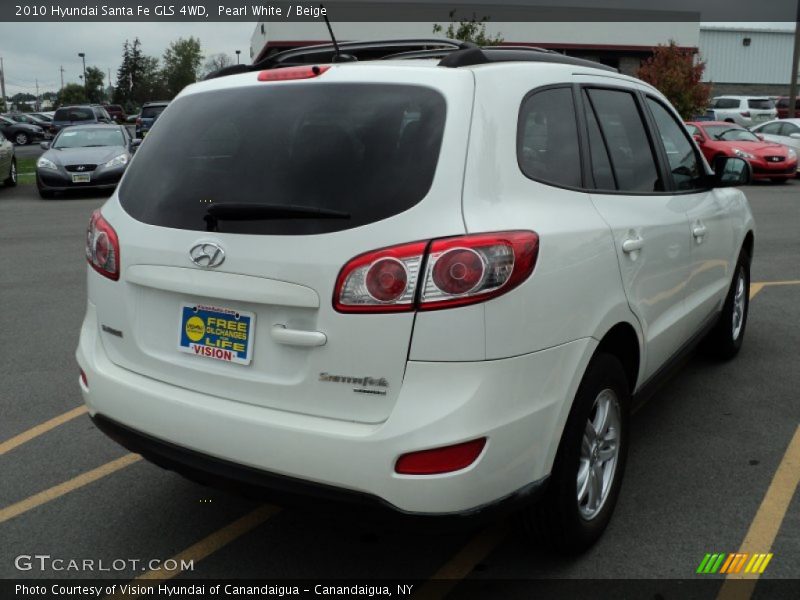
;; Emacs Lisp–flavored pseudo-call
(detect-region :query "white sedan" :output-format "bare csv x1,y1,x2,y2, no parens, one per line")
751,119,800,174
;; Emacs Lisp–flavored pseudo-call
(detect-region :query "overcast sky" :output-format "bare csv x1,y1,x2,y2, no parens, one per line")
0,21,794,97
1,22,255,96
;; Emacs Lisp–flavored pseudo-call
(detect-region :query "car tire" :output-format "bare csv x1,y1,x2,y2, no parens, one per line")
14,132,29,145
3,158,17,187
524,353,630,555
702,250,750,360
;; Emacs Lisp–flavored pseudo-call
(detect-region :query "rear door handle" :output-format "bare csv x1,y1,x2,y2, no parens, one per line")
621,236,644,253
271,324,327,347
692,224,707,239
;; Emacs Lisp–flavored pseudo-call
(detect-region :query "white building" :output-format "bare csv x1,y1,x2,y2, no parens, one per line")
700,25,798,95
250,21,700,76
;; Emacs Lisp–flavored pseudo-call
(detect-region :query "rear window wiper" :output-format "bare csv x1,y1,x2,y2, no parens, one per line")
204,202,350,231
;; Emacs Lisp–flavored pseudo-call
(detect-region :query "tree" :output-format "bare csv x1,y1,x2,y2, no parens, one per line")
203,53,233,77
637,41,710,120
56,83,87,107
433,11,504,46
162,37,202,97
85,66,105,103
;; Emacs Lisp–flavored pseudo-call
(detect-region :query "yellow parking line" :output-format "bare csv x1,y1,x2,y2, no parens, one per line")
0,406,88,456
413,523,509,600
0,454,141,524
716,426,800,600
749,283,765,300
105,505,281,599
750,280,800,300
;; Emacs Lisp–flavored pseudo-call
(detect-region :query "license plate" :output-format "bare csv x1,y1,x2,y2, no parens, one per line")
177,303,255,365
71,173,91,183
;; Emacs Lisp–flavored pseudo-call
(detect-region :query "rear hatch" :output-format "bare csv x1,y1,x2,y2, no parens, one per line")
747,98,777,123
52,107,94,132
96,65,474,424
137,104,167,134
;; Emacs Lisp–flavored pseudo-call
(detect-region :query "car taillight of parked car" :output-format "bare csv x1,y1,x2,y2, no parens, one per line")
740,111,751,118
334,231,539,313
86,210,120,281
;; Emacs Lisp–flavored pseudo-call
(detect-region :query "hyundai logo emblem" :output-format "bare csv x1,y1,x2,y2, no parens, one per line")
189,242,225,268
76,165,86,171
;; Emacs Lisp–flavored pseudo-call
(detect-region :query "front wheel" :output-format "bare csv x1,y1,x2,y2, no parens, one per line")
524,353,630,554
702,251,750,359
14,132,29,145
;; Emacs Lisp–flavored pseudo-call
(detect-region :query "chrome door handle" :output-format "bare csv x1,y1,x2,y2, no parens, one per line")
271,324,327,347
692,224,707,238
621,236,644,253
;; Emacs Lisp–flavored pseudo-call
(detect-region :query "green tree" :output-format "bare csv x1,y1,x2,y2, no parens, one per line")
637,41,710,119
203,53,233,77
433,11,504,46
85,66,105,103
162,37,202,97
56,83,88,107
139,56,166,103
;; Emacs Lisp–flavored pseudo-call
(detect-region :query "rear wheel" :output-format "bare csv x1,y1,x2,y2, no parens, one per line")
702,250,750,359
14,132,29,145
3,158,16,187
524,353,630,554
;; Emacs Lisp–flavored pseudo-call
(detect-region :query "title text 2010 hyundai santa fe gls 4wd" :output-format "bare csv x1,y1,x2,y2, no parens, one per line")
76,43,755,553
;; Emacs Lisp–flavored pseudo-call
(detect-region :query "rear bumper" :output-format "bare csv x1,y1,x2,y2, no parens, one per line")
77,301,595,514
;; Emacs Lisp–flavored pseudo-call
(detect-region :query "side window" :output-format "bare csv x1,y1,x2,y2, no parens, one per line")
780,122,800,136
518,87,582,188
646,98,704,191
685,124,701,138
585,88,661,193
714,98,740,109
759,122,783,135
584,102,616,190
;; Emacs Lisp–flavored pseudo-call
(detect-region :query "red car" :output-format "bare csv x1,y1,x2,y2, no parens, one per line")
775,96,800,119
686,121,798,183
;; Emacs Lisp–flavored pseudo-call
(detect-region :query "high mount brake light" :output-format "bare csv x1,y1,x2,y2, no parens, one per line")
258,65,331,82
333,231,539,313
86,210,120,281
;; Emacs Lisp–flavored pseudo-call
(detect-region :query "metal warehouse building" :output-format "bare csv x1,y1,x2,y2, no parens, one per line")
701,26,798,96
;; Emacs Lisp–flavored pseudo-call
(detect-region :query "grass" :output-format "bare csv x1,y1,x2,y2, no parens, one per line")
15,157,36,185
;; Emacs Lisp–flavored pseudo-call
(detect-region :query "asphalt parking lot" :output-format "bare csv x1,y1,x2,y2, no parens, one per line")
0,180,798,598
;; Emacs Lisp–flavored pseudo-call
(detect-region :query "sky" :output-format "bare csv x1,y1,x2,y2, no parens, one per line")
0,21,795,97
0,22,255,96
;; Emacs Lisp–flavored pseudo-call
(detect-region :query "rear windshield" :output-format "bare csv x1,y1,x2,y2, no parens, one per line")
54,108,93,122
119,84,446,235
140,105,167,118
748,99,775,109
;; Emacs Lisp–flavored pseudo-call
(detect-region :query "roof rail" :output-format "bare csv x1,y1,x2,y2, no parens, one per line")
439,47,618,72
203,38,617,80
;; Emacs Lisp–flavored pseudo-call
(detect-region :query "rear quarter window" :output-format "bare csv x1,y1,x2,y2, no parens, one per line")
714,98,741,109
141,105,167,119
119,84,447,235
748,99,775,109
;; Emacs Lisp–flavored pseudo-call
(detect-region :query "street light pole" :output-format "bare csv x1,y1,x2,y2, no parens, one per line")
78,52,87,100
236,50,241,64
789,0,800,118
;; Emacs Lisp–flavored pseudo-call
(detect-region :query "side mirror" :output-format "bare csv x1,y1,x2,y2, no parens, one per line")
711,156,751,187
39,141,50,150
693,134,704,144
756,134,765,141
790,133,800,140
130,138,142,152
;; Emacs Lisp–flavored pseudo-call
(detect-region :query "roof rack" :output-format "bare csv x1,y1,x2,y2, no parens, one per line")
203,38,616,80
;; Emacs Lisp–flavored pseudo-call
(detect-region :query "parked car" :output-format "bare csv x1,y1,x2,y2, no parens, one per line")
686,120,798,182
0,130,17,187
30,112,53,123
135,101,169,138
78,43,755,554
4,112,52,131
104,104,127,123
775,96,800,119
0,115,46,145
36,124,136,198
710,96,778,127
50,105,113,134
750,119,800,176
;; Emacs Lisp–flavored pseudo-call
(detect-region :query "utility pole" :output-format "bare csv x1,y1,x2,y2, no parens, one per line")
789,0,800,118
35,78,39,111
78,52,87,100
236,50,241,64
107,67,112,101
60,65,65,91
0,56,6,112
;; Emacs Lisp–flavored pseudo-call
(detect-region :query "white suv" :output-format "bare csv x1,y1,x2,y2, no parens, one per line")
710,96,778,127
77,42,755,553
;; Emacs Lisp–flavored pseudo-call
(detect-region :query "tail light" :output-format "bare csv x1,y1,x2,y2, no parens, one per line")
741,111,751,118
79,369,88,388
333,231,538,313
395,438,487,475
135,117,142,126
86,210,120,281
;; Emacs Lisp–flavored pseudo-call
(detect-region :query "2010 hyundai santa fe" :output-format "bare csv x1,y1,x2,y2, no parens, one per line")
76,41,755,553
